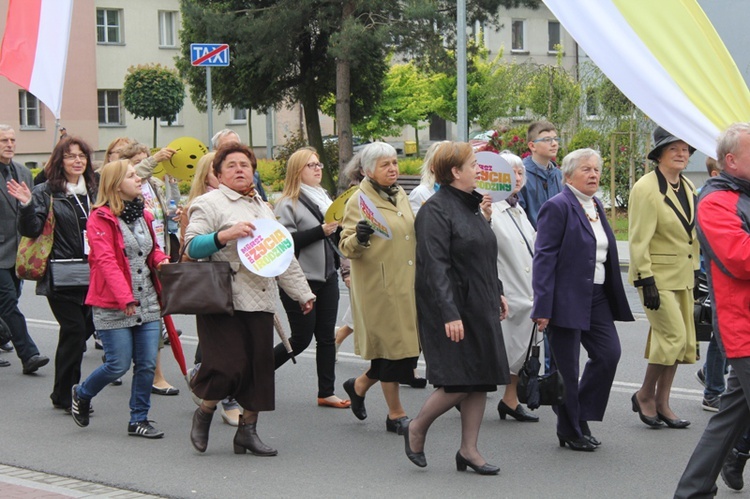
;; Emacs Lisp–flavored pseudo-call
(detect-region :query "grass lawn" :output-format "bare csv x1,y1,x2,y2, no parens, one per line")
611,211,629,241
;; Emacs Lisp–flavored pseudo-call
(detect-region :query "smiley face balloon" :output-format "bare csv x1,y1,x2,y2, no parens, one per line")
149,148,168,179
159,137,208,181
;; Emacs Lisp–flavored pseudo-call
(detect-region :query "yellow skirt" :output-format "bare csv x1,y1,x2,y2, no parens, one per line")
641,287,696,365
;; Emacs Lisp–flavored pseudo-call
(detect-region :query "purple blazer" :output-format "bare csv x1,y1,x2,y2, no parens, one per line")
531,187,633,330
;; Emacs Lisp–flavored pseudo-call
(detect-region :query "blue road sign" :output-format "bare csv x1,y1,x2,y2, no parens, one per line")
190,43,230,67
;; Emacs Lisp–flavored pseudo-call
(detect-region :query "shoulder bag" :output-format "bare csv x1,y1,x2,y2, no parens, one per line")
16,195,55,281
50,259,90,289
158,247,235,316
517,324,566,409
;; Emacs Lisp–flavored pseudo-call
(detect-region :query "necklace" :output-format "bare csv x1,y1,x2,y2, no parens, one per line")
580,202,599,222
669,179,681,193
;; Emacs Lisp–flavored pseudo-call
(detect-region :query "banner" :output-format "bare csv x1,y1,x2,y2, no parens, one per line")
358,193,392,240
475,151,515,202
543,0,750,158
237,219,295,278
0,0,73,118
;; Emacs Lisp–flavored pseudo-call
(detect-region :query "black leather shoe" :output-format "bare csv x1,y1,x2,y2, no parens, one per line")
386,416,409,435
631,393,664,428
579,421,601,446
343,378,367,420
403,376,427,389
557,434,596,452
403,421,426,468
0,358,9,367
22,354,49,374
657,412,690,428
497,400,539,422
455,451,500,475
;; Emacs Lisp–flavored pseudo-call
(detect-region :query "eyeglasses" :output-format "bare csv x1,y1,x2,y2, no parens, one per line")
305,162,324,170
532,137,561,144
63,153,87,161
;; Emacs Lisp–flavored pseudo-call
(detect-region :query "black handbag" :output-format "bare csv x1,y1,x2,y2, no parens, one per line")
49,259,90,289
694,273,713,342
517,324,566,409
158,258,235,316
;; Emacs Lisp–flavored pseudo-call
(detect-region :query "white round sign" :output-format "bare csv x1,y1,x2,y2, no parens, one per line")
475,151,516,202
236,218,295,277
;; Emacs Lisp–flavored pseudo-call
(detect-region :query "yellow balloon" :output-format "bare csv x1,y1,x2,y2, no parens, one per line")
158,137,209,181
149,147,168,179
325,185,359,223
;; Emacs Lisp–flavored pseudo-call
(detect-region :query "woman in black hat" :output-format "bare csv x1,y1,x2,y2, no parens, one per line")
628,126,699,429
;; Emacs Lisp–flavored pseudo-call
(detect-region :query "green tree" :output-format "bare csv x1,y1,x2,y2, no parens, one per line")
522,52,581,129
122,64,185,147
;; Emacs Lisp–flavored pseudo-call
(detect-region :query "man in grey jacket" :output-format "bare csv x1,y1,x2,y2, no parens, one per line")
0,125,48,372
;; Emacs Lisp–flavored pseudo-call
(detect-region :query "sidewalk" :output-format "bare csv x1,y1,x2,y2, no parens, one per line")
616,240,630,271
0,464,162,499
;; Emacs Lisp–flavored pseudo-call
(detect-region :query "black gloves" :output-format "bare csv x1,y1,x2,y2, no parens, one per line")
642,283,660,311
356,220,374,244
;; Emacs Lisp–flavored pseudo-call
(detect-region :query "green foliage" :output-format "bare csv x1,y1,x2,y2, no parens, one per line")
256,159,284,193
398,157,423,175
122,64,185,146
522,61,581,128
566,128,604,154
178,180,191,196
271,130,340,187
599,121,648,209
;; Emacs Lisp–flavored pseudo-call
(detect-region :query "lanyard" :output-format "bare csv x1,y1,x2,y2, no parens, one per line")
71,192,90,219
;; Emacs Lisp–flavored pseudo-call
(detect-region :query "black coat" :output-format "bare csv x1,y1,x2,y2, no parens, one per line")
415,185,510,387
18,181,96,301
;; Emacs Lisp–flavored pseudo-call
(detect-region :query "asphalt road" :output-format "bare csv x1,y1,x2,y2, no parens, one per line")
0,277,744,498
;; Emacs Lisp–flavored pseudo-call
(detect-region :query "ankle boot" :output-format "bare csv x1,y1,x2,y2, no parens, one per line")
233,420,278,456
722,448,750,491
190,406,215,453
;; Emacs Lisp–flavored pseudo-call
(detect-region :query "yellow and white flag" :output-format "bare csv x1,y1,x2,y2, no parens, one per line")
543,0,750,157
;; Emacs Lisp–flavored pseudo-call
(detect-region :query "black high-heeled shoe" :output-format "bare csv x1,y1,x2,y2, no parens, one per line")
403,421,426,468
557,434,596,452
579,421,601,447
455,452,500,475
631,393,664,428
497,400,539,422
657,412,690,428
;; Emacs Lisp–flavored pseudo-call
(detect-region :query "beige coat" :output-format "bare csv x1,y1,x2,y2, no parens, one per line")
628,169,700,290
339,180,420,360
185,184,314,313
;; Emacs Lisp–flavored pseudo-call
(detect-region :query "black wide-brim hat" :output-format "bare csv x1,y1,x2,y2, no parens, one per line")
647,126,696,161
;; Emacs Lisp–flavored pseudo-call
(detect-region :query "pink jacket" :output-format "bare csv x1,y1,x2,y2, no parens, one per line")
85,206,169,311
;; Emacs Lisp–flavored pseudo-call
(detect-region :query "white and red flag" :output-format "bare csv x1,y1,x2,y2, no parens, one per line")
0,0,74,118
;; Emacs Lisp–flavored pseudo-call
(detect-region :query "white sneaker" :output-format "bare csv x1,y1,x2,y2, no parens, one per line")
188,364,202,406
220,399,242,426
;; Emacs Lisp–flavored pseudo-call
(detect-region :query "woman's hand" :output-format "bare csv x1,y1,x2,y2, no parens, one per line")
445,320,464,342
300,299,315,315
322,221,339,236
500,295,509,321
6,179,32,204
480,193,492,221
534,318,549,332
156,259,170,270
218,221,256,245
124,302,137,316
152,147,176,163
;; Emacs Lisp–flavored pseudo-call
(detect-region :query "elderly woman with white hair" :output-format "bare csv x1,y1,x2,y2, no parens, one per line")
489,152,539,423
339,142,420,435
531,148,633,451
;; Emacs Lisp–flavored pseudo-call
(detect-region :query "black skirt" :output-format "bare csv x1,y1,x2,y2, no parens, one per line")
191,311,275,411
366,357,418,383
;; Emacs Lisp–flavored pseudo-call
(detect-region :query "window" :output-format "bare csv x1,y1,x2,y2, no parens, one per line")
97,8,122,44
19,91,42,129
159,11,177,47
231,107,248,123
548,21,561,52
511,20,526,52
160,112,182,126
98,90,123,125
586,88,600,118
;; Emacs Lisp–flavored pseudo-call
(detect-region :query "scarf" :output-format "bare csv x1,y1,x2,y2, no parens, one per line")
367,177,400,206
506,193,519,207
120,198,145,225
300,183,333,213
66,175,88,196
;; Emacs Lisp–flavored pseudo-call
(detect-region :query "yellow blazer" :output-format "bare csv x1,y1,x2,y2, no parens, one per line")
628,168,699,290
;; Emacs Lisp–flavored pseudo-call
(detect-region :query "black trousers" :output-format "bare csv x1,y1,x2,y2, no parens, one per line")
0,267,39,362
47,295,95,407
275,274,339,398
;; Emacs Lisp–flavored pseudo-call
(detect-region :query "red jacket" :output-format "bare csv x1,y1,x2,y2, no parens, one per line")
697,173,750,359
85,206,169,311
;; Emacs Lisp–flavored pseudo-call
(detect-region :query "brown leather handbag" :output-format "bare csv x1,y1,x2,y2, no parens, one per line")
158,257,235,316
